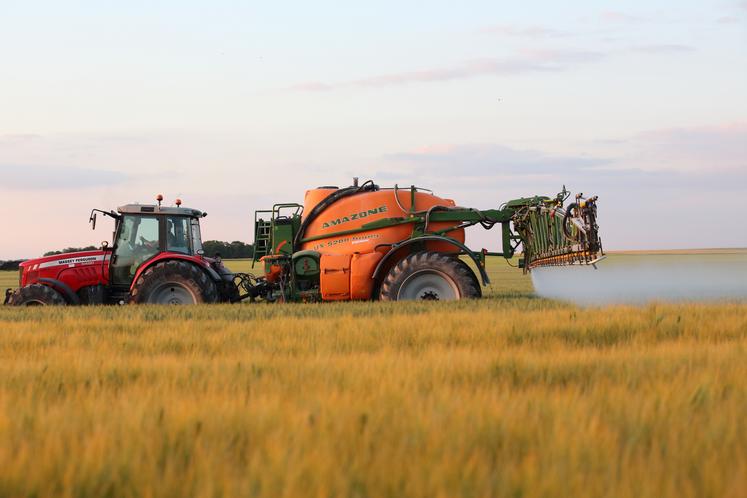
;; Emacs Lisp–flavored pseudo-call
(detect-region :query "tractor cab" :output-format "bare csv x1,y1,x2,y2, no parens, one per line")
107,201,207,287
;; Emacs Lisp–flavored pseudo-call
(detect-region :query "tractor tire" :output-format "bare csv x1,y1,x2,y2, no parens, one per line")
379,251,481,301
9,284,67,306
129,260,218,305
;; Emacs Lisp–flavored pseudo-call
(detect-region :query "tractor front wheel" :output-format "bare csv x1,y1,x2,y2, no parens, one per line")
9,284,67,306
379,251,481,301
129,261,218,305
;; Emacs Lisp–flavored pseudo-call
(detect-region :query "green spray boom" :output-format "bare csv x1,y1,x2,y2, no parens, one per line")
505,187,603,271
422,186,603,275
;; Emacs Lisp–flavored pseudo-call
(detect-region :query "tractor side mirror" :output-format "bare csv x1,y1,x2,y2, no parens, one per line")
89,212,97,230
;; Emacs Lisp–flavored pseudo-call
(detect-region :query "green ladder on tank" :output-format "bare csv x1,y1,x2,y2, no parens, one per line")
252,204,304,267
252,211,274,265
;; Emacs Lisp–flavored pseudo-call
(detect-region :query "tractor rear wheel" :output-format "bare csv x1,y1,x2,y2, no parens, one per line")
379,251,481,301
9,284,67,306
129,261,218,305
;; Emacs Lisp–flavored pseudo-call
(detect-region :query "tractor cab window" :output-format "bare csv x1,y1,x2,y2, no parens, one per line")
166,216,191,254
111,215,160,284
191,218,203,254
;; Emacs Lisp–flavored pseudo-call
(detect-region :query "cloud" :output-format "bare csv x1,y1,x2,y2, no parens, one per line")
479,25,570,38
0,134,43,144
628,44,695,54
290,37,695,93
0,164,128,190
289,82,334,92
384,143,609,177
599,11,645,23
290,49,606,91
710,1,747,23
378,122,747,192
716,15,740,24
627,122,747,171
378,143,688,195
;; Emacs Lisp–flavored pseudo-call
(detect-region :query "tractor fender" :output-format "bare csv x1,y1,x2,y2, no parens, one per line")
37,278,81,305
372,235,490,286
128,254,221,293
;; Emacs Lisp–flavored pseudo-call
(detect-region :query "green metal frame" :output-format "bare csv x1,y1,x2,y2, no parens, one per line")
252,203,303,267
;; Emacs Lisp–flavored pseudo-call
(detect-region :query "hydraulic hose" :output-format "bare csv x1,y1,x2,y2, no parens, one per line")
562,203,580,241
293,181,378,247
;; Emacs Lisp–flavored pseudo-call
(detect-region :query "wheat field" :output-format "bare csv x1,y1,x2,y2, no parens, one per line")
0,259,745,497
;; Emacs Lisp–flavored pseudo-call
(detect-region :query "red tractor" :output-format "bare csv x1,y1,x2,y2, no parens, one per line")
5,197,240,306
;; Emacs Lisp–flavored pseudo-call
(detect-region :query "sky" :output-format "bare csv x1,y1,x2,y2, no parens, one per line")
0,0,746,259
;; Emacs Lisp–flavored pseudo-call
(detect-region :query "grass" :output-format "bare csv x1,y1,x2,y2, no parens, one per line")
0,258,745,497
0,270,17,293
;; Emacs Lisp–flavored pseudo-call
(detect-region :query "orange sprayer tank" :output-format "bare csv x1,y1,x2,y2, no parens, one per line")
303,187,338,213
300,188,465,256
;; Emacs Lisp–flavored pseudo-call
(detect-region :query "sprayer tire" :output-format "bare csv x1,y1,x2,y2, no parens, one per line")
451,257,482,298
129,260,218,305
379,251,481,301
9,284,67,306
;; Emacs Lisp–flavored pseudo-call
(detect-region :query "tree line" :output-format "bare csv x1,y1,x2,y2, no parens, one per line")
0,260,24,271
44,246,98,256
201,241,254,258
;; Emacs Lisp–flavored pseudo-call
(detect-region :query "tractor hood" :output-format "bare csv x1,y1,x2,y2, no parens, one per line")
16,249,112,302
20,250,110,271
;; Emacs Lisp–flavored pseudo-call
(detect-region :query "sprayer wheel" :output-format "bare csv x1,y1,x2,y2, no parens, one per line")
9,284,67,306
451,257,482,298
129,261,218,305
379,251,481,301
